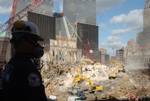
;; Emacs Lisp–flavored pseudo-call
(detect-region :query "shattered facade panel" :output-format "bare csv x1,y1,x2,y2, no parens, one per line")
63,0,96,25
42,36,81,64
77,23,99,61
77,23,98,49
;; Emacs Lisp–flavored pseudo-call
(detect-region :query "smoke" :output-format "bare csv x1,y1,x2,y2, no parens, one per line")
96,0,126,15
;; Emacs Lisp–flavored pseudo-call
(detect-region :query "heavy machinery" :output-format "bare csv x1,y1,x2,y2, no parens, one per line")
73,74,103,92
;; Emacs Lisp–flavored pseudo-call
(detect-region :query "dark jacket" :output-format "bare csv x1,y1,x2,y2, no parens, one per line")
2,55,47,101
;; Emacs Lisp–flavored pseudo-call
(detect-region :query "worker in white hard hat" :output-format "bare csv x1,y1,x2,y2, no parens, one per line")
1,20,47,101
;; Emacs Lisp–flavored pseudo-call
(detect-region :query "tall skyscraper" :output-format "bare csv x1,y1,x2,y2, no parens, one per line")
140,0,150,48
116,48,124,63
145,0,150,8
63,0,96,25
137,0,150,54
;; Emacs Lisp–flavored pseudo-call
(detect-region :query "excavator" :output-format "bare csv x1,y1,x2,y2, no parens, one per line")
73,74,103,92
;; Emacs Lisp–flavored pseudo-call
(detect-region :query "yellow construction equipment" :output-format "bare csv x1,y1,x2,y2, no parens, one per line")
95,86,103,91
73,74,103,92
73,74,84,85
84,77,103,92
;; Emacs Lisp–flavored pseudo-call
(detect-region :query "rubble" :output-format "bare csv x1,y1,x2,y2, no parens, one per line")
42,58,109,91
41,58,150,100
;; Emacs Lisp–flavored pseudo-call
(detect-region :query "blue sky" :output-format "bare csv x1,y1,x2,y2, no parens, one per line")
0,0,11,23
0,0,144,54
54,0,63,13
97,0,144,55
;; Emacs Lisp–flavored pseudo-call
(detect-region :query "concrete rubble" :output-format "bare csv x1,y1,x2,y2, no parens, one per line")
41,58,150,101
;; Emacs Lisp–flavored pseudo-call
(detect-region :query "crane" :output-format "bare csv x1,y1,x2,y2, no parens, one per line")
0,0,44,33
0,0,44,64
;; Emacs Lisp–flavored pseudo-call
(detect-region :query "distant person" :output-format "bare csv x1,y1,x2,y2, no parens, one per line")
1,20,47,101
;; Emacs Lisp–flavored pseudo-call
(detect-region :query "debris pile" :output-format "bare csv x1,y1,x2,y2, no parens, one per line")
41,58,123,98
41,58,150,100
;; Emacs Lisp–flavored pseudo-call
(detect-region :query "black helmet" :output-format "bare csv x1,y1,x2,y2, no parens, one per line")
10,20,43,43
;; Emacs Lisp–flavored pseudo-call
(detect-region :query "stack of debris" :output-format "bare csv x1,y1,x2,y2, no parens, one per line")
41,58,110,96
41,58,137,100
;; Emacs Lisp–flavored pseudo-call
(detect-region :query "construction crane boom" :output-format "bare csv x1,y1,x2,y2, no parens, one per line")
0,0,44,33
0,4,32,33
0,0,44,64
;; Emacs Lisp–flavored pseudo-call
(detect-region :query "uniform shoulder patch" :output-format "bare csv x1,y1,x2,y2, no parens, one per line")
28,73,41,87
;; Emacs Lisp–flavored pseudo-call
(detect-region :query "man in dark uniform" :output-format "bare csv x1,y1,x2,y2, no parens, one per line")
2,20,47,101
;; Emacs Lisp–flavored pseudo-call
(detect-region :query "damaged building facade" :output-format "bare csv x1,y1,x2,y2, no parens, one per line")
136,0,150,68
15,0,99,64
124,0,150,70
64,0,99,61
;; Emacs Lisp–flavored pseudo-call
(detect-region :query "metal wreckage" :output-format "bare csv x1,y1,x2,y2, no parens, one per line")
0,0,150,101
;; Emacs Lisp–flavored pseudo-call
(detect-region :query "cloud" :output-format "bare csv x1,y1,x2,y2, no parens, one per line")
111,27,142,36
108,35,119,42
0,0,8,4
0,0,11,14
96,0,126,14
110,9,143,27
112,28,131,35
0,0,12,7
109,9,143,49
99,35,124,49
107,35,124,49
108,41,124,49
0,5,11,14
109,9,143,38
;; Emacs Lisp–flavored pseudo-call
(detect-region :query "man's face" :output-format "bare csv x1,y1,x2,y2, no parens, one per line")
14,35,44,58
26,38,44,58
18,39,36,54
19,38,42,54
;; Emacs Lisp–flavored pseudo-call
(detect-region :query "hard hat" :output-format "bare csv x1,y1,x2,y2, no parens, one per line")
10,20,43,43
